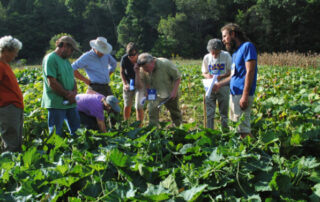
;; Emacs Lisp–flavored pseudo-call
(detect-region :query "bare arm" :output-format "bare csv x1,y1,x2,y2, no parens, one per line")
202,73,213,79
47,76,76,103
201,56,212,79
108,55,117,75
212,74,231,92
134,64,144,90
74,70,91,85
217,70,231,81
96,119,107,133
170,77,181,99
120,66,129,91
240,60,256,110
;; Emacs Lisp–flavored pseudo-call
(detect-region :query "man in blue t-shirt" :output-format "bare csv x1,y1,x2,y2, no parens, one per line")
213,23,257,138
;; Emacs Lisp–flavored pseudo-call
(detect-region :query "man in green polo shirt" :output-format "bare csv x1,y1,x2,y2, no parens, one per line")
134,53,182,126
41,36,81,136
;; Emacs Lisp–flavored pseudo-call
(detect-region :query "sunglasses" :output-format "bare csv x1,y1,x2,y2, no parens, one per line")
128,52,138,57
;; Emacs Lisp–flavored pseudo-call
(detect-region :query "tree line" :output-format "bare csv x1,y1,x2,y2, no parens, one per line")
1,0,319,63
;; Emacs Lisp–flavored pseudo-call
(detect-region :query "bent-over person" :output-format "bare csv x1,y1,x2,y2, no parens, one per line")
135,53,182,126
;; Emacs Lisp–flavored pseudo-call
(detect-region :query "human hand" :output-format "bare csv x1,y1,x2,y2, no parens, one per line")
134,64,140,74
239,95,249,110
124,83,130,91
85,79,91,85
66,91,77,104
212,83,220,92
203,73,213,79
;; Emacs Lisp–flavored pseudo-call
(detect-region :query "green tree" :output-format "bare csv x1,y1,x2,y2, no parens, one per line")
80,0,125,55
155,0,236,58
117,0,174,56
235,0,320,52
154,13,190,57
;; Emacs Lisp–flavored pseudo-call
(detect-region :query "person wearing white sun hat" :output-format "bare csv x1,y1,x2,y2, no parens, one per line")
89,37,112,55
72,36,117,96
72,36,119,126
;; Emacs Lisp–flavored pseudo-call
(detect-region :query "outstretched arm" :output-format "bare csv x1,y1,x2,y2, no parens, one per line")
74,70,91,85
239,60,256,110
170,77,181,99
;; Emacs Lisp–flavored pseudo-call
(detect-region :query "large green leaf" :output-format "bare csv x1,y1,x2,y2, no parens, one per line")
310,183,320,202
22,147,39,168
209,148,223,162
269,172,292,193
160,174,179,195
109,148,129,167
51,176,79,187
142,184,171,201
178,184,207,201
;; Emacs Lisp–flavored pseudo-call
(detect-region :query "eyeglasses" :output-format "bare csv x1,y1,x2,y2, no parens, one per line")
137,60,147,66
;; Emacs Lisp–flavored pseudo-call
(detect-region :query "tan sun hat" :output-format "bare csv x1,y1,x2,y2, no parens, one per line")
58,36,81,52
90,37,112,54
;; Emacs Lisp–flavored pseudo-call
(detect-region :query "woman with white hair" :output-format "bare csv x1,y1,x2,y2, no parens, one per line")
0,35,23,152
202,38,232,131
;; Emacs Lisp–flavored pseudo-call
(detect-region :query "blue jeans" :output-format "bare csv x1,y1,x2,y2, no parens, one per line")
48,108,80,136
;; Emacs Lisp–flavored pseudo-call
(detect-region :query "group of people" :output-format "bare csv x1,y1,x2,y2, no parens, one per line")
0,23,257,152
204,23,258,139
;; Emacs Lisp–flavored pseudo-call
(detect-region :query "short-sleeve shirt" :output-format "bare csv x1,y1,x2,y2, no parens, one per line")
141,58,181,98
201,50,232,76
120,54,135,83
41,52,76,109
76,94,105,121
0,62,24,109
72,50,117,84
230,42,258,96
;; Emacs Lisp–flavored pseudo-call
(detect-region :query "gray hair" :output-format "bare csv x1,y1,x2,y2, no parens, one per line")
137,52,154,66
0,35,22,53
207,38,223,52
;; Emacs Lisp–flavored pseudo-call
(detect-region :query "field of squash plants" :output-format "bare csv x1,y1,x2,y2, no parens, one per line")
0,61,320,201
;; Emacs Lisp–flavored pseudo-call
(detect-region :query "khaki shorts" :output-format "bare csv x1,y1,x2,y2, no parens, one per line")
229,95,254,134
123,88,145,110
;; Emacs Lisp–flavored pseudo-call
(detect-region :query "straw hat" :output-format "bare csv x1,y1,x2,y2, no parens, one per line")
90,37,112,54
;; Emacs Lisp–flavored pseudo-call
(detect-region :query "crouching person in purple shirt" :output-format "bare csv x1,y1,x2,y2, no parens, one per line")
76,94,120,132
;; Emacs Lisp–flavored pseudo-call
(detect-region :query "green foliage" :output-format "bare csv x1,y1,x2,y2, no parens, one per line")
47,33,75,54
1,0,320,62
1,62,319,200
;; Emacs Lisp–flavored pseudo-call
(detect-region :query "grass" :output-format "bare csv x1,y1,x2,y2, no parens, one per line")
173,52,320,68
11,52,318,128
258,52,319,68
12,52,320,69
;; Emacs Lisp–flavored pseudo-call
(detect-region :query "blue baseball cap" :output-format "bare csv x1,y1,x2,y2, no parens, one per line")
105,95,120,113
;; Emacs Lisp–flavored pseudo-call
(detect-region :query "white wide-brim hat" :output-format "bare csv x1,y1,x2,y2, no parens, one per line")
90,37,112,54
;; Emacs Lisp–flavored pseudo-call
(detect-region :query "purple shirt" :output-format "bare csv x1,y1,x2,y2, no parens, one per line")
76,94,105,120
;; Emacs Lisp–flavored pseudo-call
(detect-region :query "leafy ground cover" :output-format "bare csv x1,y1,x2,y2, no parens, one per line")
0,62,319,201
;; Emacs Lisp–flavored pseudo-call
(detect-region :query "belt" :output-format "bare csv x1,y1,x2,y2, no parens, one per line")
90,83,109,86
